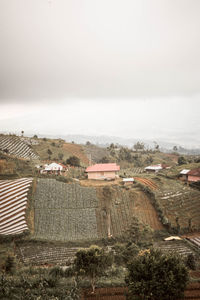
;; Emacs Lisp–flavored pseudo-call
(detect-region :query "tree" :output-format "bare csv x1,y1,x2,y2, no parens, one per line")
125,249,189,300
98,156,110,163
173,145,178,151
58,152,64,160
133,142,145,151
21,130,24,137
74,246,113,293
178,156,187,165
66,156,80,167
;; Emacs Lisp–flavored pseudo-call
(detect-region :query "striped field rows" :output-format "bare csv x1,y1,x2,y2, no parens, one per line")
0,135,39,160
0,178,33,235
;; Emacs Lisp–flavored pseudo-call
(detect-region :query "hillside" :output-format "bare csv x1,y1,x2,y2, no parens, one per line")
32,178,163,242
0,178,33,235
0,135,39,160
32,138,89,166
155,176,200,231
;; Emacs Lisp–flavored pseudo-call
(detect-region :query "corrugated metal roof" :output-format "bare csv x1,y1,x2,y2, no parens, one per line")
145,164,162,171
188,168,200,176
180,169,190,174
123,178,134,182
86,163,120,173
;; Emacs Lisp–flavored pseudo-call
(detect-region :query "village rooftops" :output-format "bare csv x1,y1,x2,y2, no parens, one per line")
86,163,120,173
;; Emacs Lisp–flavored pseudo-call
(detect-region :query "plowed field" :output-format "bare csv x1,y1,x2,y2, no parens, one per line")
81,284,200,300
132,191,163,230
135,177,157,190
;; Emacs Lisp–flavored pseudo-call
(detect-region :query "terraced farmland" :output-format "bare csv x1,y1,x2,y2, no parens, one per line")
16,243,80,266
34,179,99,241
155,181,200,230
0,178,33,235
33,179,163,242
135,177,157,190
0,135,39,160
154,240,195,257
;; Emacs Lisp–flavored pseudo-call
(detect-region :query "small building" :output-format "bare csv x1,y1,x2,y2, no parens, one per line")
187,168,200,183
40,162,67,175
122,178,134,186
145,164,163,173
179,169,190,181
85,163,120,180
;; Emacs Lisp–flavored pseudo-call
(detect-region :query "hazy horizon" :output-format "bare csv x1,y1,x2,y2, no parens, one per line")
0,1,200,148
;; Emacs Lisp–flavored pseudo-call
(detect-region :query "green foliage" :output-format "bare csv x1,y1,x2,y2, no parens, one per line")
126,216,153,247
133,141,145,151
4,255,15,274
98,156,110,163
58,152,64,160
49,266,64,278
185,253,196,270
66,155,80,167
125,249,189,300
178,156,187,165
74,245,113,292
33,135,38,138
47,148,52,156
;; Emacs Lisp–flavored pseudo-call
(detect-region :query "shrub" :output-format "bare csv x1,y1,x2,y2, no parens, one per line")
125,249,189,300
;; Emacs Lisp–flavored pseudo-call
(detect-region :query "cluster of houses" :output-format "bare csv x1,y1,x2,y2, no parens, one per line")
36,161,200,185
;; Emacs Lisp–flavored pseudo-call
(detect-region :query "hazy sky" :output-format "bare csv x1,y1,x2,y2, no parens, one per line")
0,1,200,146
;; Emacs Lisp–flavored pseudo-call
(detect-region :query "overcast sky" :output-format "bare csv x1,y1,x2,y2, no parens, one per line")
0,0,200,147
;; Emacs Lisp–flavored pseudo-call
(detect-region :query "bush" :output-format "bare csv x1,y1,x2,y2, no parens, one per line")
125,249,189,300
66,156,80,167
185,253,196,270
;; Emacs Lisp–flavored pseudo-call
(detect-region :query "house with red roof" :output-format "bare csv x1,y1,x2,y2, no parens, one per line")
85,163,120,180
187,168,200,182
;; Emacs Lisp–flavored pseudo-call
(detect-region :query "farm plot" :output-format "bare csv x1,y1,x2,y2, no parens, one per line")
0,178,33,235
33,179,99,241
0,135,39,160
95,187,163,238
134,177,157,190
186,235,200,250
155,183,200,230
154,240,195,257
16,243,80,266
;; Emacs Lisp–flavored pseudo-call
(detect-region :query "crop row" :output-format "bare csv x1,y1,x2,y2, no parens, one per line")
154,240,194,256
0,135,39,160
16,244,80,265
0,178,33,235
34,207,98,241
34,179,98,209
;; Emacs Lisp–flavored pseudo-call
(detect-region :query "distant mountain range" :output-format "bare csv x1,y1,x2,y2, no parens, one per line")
31,133,200,155
1,131,200,154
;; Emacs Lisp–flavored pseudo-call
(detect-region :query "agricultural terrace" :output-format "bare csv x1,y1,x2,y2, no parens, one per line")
155,177,200,230
34,179,99,241
0,178,33,235
0,135,39,160
33,179,162,241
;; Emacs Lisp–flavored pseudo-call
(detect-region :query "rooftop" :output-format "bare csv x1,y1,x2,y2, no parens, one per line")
188,168,200,176
86,163,120,173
